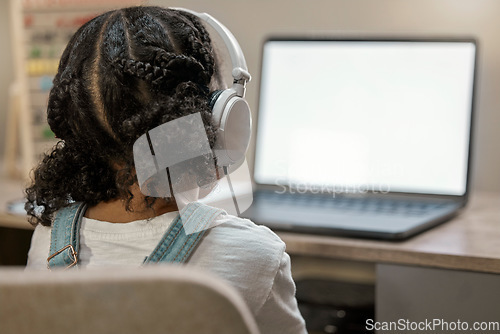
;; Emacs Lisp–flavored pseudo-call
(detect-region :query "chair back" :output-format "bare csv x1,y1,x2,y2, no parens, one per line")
0,266,260,334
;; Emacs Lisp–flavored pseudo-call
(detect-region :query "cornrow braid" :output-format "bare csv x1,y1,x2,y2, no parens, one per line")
46,77,72,139
114,51,208,86
181,12,215,79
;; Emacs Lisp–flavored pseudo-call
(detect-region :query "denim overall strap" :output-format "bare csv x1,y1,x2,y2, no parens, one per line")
144,202,224,264
47,202,87,270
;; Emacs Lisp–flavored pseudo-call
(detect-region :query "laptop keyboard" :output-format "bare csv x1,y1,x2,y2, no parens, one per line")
256,191,448,217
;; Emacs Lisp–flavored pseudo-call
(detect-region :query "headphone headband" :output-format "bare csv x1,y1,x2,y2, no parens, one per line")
172,8,251,93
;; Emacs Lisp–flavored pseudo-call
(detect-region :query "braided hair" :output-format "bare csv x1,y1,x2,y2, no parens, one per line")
25,6,223,226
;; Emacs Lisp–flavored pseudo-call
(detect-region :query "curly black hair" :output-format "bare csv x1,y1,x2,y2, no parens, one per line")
25,6,223,226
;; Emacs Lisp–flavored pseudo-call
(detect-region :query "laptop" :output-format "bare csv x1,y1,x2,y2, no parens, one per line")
242,37,477,240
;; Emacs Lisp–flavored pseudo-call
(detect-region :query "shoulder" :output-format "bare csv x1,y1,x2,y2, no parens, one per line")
200,213,286,271
188,213,287,313
26,224,52,270
214,214,285,252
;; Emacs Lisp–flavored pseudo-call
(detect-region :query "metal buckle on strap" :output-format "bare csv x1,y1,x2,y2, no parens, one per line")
47,244,78,270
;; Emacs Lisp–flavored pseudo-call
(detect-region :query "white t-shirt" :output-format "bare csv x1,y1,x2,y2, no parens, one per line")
27,211,307,334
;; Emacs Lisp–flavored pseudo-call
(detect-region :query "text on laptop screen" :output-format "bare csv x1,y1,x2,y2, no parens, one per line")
254,39,476,196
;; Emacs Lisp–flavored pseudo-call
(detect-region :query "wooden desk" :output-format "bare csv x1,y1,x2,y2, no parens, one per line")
0,177,32,230
0,177,33,265
281,191,500,328
278,191,500,274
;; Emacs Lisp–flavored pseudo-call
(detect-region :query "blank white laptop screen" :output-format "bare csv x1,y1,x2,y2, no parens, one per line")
254,39,476,196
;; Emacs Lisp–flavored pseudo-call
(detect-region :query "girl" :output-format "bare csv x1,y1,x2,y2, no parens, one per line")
25,6,307,334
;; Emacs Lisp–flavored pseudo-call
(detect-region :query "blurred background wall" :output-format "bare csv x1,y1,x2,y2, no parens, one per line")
0,1,15,169
1,0,499,192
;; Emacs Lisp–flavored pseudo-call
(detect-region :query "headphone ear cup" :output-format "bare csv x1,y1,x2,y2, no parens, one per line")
208,89,252,166
208,90,224,111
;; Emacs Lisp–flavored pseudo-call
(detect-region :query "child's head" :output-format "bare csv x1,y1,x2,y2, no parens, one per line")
26,6,223,226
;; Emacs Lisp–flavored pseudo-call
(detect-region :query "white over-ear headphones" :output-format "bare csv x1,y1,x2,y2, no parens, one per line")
175,8,252,167
133,8,253,203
